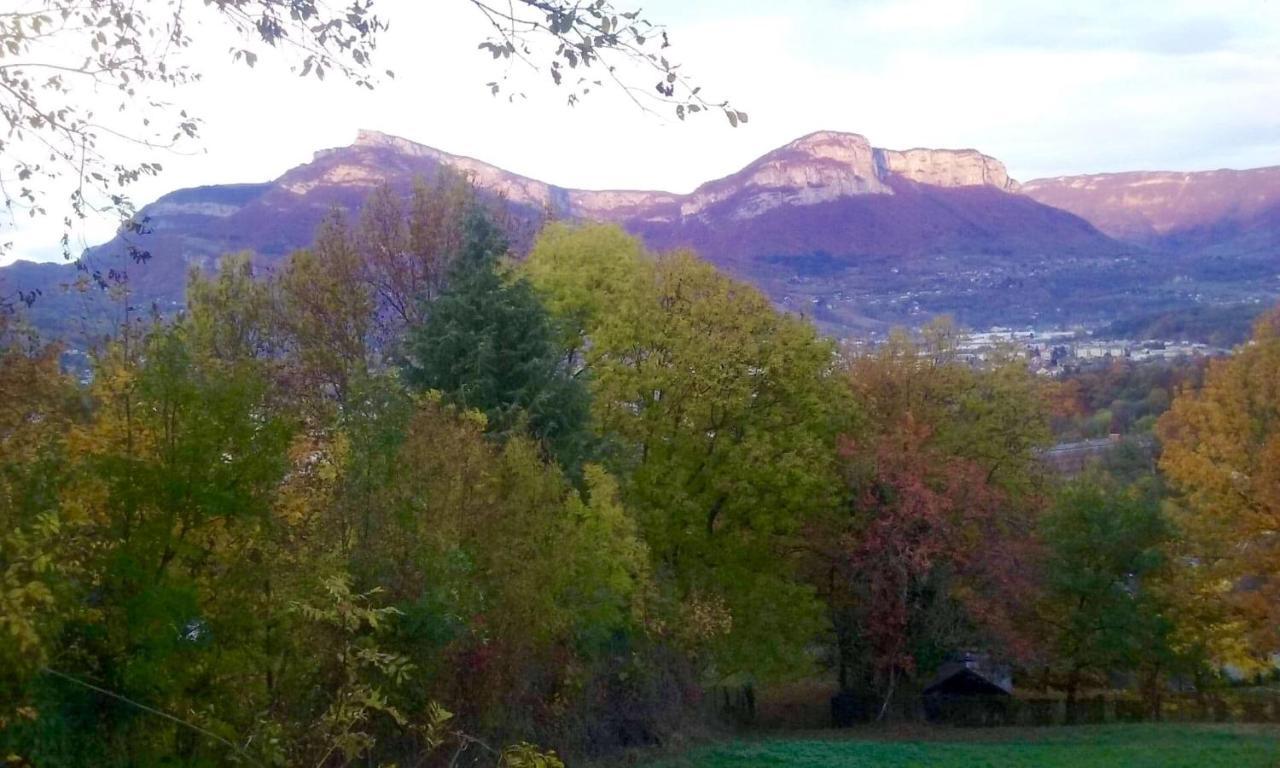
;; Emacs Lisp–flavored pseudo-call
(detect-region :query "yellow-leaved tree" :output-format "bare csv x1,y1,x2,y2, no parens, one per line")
1158,307,1280,662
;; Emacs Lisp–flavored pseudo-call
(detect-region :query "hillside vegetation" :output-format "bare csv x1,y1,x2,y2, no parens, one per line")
4,177,1280,765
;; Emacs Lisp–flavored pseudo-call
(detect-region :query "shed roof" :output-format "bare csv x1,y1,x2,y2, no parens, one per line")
923,653,1013,696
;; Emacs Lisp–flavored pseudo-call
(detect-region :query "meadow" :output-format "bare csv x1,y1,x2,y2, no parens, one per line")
647,724,1280,768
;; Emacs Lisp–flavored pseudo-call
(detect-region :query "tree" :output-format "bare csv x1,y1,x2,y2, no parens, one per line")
1158,307,1280,658
524,221,652,361
404,208,592,473
0,0,386,259
0,0,736,263
277,211,375,406
1,216,615,764
358,395,651,738
530,227,843,683
823,417,1014,716
183,251,278,364
1034,475,1172,722
357,173,477,345
467,0,745,124
0,335,80,700
810,322,1050,713
5,298,296,763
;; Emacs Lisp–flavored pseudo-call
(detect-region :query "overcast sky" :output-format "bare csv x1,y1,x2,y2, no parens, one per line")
5,0,1279,265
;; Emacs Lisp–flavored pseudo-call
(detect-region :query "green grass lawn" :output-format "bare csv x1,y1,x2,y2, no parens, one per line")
648,724,1280,768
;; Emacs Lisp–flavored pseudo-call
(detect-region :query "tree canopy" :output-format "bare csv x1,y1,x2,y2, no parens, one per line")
3,180,1277,762
1159,308,1280,658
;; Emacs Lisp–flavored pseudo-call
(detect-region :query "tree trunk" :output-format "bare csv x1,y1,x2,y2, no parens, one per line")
1065,665,1081,725
1145,664,1163,722
877,666,897,722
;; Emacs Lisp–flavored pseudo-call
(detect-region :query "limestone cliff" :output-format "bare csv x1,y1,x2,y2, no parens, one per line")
287,129,1023,224
876,147,1019,192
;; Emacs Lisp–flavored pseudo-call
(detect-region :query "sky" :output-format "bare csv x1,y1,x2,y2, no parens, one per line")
4,0,1279,265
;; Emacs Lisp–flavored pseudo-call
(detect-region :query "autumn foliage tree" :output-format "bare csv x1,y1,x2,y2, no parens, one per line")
811,322,1049,714
1159,307,1280,659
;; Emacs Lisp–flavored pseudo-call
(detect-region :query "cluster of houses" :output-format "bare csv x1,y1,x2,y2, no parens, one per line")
953,328,1225,374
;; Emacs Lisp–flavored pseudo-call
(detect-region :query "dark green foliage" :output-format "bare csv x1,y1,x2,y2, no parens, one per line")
404,209,593,474
1035,475,1175,719
1100,303,1267,348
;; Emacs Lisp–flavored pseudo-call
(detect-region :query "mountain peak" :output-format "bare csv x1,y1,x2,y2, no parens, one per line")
769,131,1016,192
784,130,876,161
665,131,1020,221
353,128,395,146
14,126,1269,342
348,128,449,160
333,129,1017,221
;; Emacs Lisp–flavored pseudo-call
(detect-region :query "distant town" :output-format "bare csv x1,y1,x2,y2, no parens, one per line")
954,328,1227,375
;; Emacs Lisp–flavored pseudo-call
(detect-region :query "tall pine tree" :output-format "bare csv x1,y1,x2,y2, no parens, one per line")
403,209,592,474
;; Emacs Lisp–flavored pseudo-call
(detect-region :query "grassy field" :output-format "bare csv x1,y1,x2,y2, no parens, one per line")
647,724,1280,768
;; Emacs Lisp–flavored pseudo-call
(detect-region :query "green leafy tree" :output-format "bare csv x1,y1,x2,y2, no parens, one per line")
3,312,293,763
2,215,633,764
530,227,843,683
361,395,651,735
524,221,653,359
0,337,82,705
1035,476,1173,721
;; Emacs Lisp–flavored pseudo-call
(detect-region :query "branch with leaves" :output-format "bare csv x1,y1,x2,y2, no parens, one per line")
0,0,387,261
469,0,746,125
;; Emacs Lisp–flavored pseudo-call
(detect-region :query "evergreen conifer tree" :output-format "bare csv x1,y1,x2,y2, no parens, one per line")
404,209,592,474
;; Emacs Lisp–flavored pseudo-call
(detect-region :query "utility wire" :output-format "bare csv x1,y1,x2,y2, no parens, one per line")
39,666,265,767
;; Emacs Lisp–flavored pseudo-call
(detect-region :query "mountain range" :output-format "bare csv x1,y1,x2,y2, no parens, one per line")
4,129,1278,339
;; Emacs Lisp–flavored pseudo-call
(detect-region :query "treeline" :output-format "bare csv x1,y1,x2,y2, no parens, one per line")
1099,303,1266,348
2,176,1278,765
1048,359,1207,441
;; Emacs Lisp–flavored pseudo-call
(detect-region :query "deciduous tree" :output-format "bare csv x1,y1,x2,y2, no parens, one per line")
1034,475,1172,721
1158,307,1280,657
812,322,1049,712
531,228,843,683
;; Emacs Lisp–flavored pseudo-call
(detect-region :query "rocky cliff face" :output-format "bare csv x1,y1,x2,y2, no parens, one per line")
280,129,1023,224
288,129,561,208
1022,167,1280,248
633,131,1020,222
877,147,1019,192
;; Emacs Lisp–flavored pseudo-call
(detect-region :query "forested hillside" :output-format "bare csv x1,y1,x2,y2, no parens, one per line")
3,177,1279,765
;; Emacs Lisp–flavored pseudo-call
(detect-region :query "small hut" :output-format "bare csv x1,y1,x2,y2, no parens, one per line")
922,652,1013,725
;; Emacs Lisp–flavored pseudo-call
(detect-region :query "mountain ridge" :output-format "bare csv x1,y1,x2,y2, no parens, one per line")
3,129,1277,339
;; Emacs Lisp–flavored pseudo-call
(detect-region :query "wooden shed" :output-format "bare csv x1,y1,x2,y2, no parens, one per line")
922,652,1013,725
